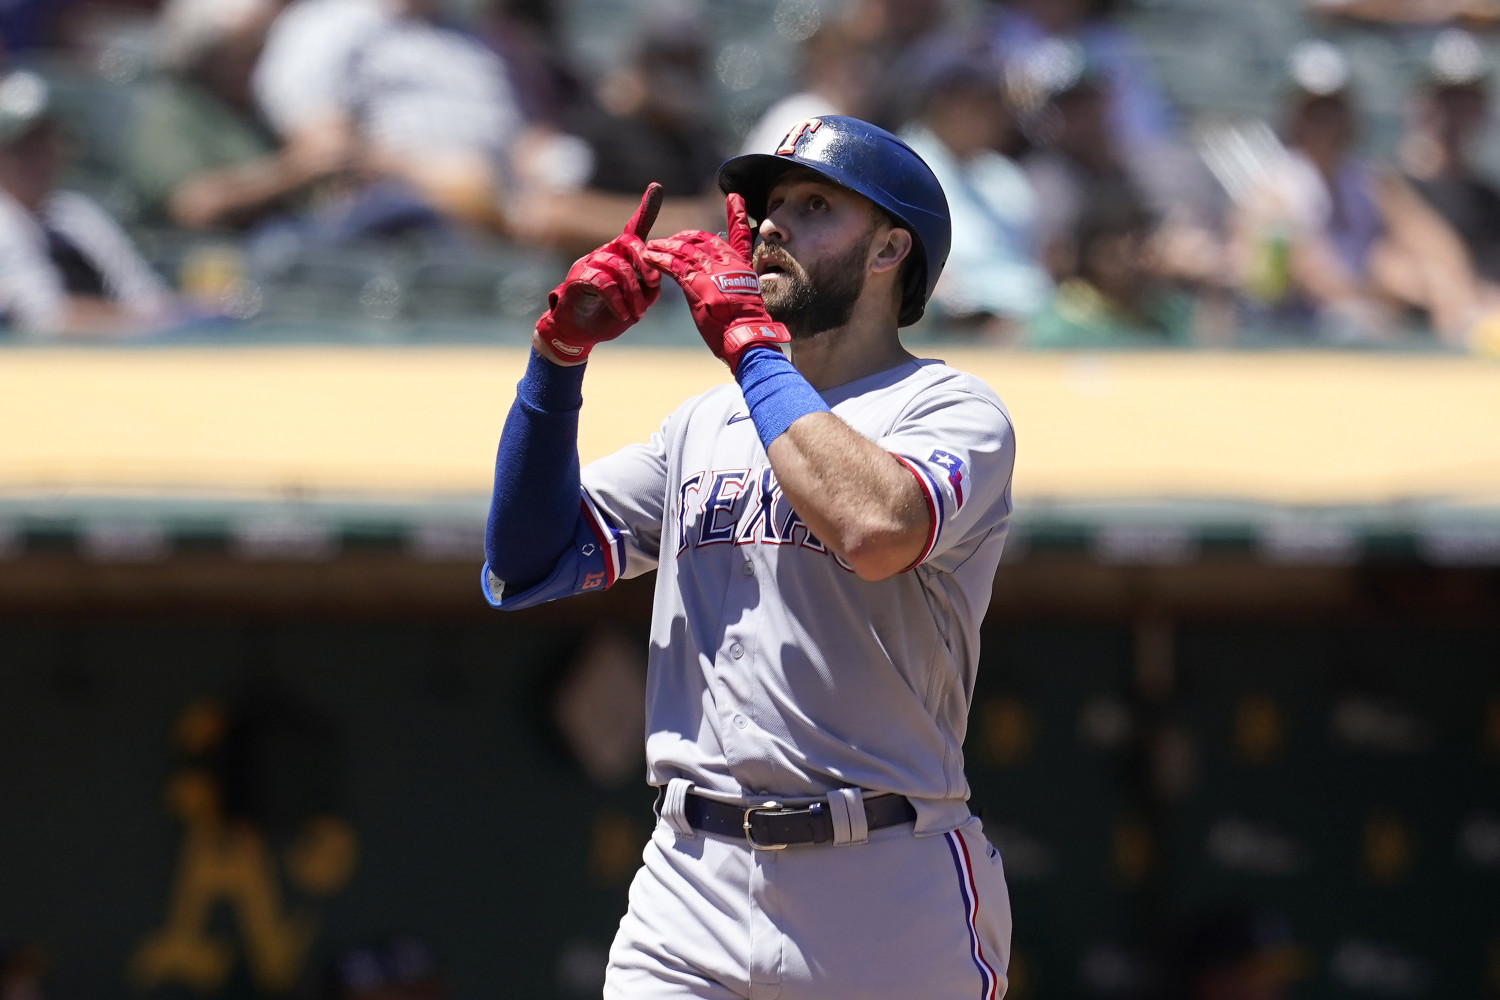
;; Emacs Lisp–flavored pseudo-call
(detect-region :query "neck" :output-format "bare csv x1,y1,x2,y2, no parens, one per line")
786,305,912,390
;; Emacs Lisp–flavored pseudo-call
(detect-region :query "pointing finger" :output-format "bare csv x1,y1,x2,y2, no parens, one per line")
725,193,753,263
624,182,664,240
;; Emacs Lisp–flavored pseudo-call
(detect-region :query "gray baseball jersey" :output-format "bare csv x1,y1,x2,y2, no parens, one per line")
576,356,1015,833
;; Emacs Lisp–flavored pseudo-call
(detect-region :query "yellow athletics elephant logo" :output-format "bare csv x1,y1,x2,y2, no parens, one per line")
131,698,358,994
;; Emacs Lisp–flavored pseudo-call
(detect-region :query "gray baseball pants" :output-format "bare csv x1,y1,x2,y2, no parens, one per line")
604,797,1011,1000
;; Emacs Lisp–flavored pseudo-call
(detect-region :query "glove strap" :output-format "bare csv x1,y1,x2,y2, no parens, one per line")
724,321,791,371
534,307,593,362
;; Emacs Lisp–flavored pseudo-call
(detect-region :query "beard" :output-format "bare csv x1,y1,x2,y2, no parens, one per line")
753,237,869,340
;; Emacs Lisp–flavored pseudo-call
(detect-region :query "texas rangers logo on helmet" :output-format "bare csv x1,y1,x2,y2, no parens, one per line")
776,117,822,156
713,271,761,294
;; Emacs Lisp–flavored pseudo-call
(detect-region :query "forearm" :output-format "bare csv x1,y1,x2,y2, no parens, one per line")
484,348,587,586
767,412,928,578
515,190,713,256
53,297,155,338
167,155,317,229
738,348,927,579
1309,0,1466,23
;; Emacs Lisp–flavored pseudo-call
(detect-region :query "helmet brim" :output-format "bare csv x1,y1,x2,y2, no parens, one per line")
718,152,827,220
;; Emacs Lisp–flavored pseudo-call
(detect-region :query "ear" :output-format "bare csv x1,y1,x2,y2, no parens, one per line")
868,226,913,276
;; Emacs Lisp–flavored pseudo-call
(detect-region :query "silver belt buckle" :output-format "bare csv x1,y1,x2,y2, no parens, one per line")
743,801,789,851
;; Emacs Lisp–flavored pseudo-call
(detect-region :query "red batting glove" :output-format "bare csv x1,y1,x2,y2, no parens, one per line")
535,183,663,362
643,193,791,373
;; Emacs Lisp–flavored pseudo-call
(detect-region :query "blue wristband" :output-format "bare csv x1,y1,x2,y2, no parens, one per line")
734,346,830,449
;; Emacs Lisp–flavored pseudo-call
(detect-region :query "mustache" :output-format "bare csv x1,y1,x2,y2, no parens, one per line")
751,243,807,280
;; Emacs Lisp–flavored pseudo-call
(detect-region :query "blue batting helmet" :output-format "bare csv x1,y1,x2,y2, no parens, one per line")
717,115,952,327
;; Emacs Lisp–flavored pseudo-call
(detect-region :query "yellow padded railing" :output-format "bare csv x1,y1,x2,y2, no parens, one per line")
2,346,1497,506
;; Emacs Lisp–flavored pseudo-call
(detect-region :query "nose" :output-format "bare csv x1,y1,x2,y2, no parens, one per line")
758,207,787,246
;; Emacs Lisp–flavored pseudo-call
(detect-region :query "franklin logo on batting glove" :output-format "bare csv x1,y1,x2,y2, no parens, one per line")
712,272,761,294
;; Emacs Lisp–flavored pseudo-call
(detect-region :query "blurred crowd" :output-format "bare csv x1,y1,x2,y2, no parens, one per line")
4,0,1500,351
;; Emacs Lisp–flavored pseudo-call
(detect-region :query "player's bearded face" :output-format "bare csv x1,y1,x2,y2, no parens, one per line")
753,235,870,340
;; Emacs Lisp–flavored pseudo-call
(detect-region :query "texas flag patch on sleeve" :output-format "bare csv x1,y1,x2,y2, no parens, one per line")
929,449,966,509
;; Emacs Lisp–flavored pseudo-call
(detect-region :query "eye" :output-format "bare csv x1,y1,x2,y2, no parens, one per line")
807,194,828,212
766,195,784,215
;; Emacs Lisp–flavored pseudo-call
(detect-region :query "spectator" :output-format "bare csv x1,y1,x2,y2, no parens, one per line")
476,0,606,242
740,22,877,155
1026,190,1198,347
509,9,718,254
251,0,388,176
564,9,720,197
472,0,586,129
901,58,1050,337
984,0,1175,153
128,0,344,230
1400,30,1500,283
845,0,959,127
1234,41,1478,341
345,0,522,228
252,0,520,233
0,70,172,337
1016,42,1224,285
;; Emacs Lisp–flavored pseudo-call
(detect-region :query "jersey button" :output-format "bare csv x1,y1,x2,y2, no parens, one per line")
729,642,744,659
742,560,755,576
733,714,748,729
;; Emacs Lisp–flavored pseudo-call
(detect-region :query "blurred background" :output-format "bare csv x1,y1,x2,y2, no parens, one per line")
1,0,1498,998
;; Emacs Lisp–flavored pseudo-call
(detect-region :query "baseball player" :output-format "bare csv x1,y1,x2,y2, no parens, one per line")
483,115,1016,999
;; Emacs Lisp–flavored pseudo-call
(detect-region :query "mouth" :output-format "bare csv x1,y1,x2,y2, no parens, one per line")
754,254,793,278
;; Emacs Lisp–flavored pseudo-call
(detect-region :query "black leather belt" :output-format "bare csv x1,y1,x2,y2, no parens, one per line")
670,790,917,849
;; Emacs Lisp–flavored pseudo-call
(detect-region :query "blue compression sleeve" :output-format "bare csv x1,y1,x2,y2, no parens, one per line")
735,346,831,450
484,351,587,588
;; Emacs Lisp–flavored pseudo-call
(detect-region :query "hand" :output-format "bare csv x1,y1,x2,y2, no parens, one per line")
643,193,790,373
535,182,663,363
